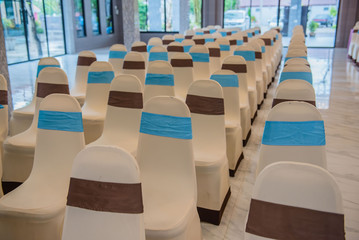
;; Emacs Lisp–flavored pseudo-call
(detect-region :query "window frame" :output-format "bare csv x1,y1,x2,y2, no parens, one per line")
74,0,87,38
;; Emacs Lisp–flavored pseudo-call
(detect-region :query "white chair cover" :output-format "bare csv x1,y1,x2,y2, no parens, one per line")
245,162,344,240
82,61,114,144
2,67,70,192
170,52,194,100
131,41,148,67
162,34,175,45
221,56,251,144
260,35,275,81
148,37,163,52
62,146,145,240
257,101,327,175
0,94,85,240
89,74,143,157
123,52,146,86
186,80,231,225
182,39,195,53
137,96,202,240
205,42,221,75
149,46,168,63
0,75,8,197
348,26,359,57
144,61,175,103
254,38,269,94
351,31,359,63
9,57,60,136
108,44,127,76
215,37,231,62
284,57,310,68
185,29,195,39
174,34,185,43
248,40,265,107
210,70,244,175
189,45,210,80
279,64,312,85
71,51,97,106
192,34,205,45
167,42,184,60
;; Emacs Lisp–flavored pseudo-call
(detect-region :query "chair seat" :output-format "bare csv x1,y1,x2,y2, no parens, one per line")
194,151,226,166
82,109,106,121
5,132,36,150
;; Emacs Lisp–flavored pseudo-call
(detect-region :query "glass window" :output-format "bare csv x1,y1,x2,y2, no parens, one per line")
91,0,101,35
223,0,250,30
166,0,179,32
138,0,148,31
105,0,114,34
45,0,66,56
147,0,165,31
189,0,202,29
74,0,86,37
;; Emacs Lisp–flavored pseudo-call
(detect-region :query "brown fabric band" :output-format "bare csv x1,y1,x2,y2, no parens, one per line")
167,46,184,52
67,177,144,214
261,38,272,46
162,39,174,45
171,59,193,67
37,82,69,98
185,35,193,39
226,32,232,36
131,45,147,52
123,61,145,70
0,90,8,105
229,40,236,45
186,94,224,115
222,64,247,73
276,28,280,33
284,63,310,68
255,52,262,59
273,37,276,42
108,91,143,109
354,29,358,33
243,36,248,42
194,39,205,45
252,32,256,36
259,30,261,34
77,56,97,66
246,199,345,240
272,98,316,108
204,30,210,34
209,48,220,57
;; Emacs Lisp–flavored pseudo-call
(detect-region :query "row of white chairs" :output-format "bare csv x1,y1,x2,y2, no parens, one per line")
348,21,359,65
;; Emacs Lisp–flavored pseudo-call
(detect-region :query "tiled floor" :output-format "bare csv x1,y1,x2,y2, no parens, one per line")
8,48,359,239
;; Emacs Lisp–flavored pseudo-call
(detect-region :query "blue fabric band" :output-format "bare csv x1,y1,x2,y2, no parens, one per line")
190,52,210,62
88,71,115,84
0,105,3,109
232,30,238,34
109,51,127,59
37,65,61,77
255,30,260,35
149,52,168,62
276,34,279,40
220,44,230,51
220,32,227,37
262,121,325,146
247,32,253,38
234,50,256,61
140,112,192,139
195,32,204,35
261,46,266,53
38,110,84,132
183,45,192,52
205,38,215,43
210,74,239,87
284,56,307,62
175,38,184,43
237,40,244,46
209,29,216,34
147,45,154,52
271,40,274,46
279,71,313,84
145,73,174,86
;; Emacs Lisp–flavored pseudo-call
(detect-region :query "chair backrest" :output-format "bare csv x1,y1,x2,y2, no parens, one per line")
137,96,197,215
149,46,168,62
72,51,96,93
231,33,245,47
100,75,143,148
182,39,195,52
205,42,221,75
148,37,163,52
62,146,145,240
203,34,216,44
162,34,175,45
0,75,8,142
224,36,237,54
185,29,195,39
273,80,316,107
285,49,307,62
210,70,241,126
217,29,231,37
215,37,231,61
189,45,210,80
280,64,312,84
131,41,148,65
167,42,184,60
234,45,256,89
257,101,326,174
108,44,127,76
174,33,185,43
186,80,226,155
144,61,175,103
170,53,194,100
122,52,146,85
192,34,205,45
221,55,249,106
22,94,85,207
82,61,114,116
284,57,310,68
259,36,274,64
246,162,344,240
248,40,263,81
254,38,267,73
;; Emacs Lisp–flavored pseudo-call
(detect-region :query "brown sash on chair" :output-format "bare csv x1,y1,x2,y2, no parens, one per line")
194,39,205,45
171,59,193,67
255,52,262,59
222,64,247,73
185,35,193,39
162,39,174,45
123,61,145,70
108,91,143,109
209,48,220,57
167,46,184,52
37,83,69,98
77,56,97,66
131,46,147,52
0,90,8,105
229,40,236,46
186,95,224,115
243,36,248,42
272,98,316,108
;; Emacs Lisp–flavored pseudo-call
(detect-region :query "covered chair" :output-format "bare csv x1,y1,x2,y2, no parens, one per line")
131,41,148,67
260,36,275,82
257,101,327,175
189,45,210,80
9,57,61,136
205,42,221,75
170,53,194,100
61,146,145,240
215,37,231,62
71,51,97,106
149,46,168,62
2,67,70,194
221,56,251,145
210,70,244,176
137,96,202,240
167,42,184,60
123,52,146,86
245,162,345,240
89,74,143,157
192,35,205,45
279,64,313,84
248,40,265,106
162,34,175,45
285,49,307,63
0,94,85,240
185,29,195,39
147,37,163,52
186,80,230,225
284,57,310,68
174,34,185,43
108,44,127,76
273,80,316,107
182,39,195,53
252,38,269,97
82,61,115,144
144,61,175,103
0,75,8,197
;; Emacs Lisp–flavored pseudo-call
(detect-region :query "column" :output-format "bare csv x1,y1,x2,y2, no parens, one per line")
121,0,140,50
